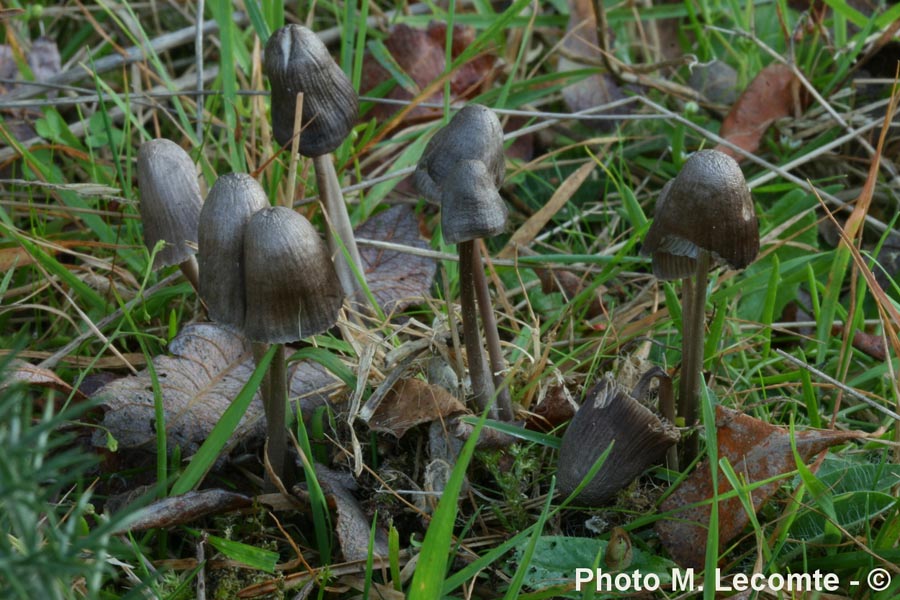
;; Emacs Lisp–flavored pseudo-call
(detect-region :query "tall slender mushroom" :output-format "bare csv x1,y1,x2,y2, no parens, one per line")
641,149,758,460
263,24,365,301
197,173,269,330
415,105,513,420
243,206,344,482
137,138,203,291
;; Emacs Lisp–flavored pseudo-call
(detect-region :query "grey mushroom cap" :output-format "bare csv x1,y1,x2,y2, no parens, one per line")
137,138,202,269
440,159,508,245
557,374,679,506
243,207,344,343
414,104,505,204
264,24,359,156
642,149,759,280
198,173,269,330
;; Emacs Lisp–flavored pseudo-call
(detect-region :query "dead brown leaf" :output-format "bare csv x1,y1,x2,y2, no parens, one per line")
715,63,807,161
656,406,866,569
368,377,466,438
359,23,495,122
557,0,627,130
314,464,390,562
92,323,338,457
1,358,85,400
356,204,436,314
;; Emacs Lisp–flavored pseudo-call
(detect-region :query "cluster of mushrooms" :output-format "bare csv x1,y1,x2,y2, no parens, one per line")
136,22,760,503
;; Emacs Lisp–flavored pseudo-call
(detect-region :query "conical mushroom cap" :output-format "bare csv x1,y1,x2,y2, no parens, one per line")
264,24,359,156
557,374,679,506
137,138,202,269
243,207,344,343
198,173,269,330
440,159,508,244
414,104,505,204
642,149,759,280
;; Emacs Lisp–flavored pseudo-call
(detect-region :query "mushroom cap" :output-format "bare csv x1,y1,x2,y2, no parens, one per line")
243,207,344,343
557,374,679,506
197,173,269,330
263,24,359,156
137,138,202,269
440,159,508,244
641,149,759,280
414,104,505,204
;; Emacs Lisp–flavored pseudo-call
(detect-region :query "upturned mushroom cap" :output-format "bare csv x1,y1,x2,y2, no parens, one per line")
264,24,359,156
198,173,269,330
440,159,508,245
242,207,343,343
414,104,505,204
557,374,679,506
137,138,202,269
641,149,759,280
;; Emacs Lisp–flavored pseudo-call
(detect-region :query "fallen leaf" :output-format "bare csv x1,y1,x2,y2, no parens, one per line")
91,322,338,457
356,204,437,314
1,358,85,400
557,0,627,131
313,464,389,562
656,406,867,569
116,489,253,533
368,377,466,438
359,23,495,122
0,38,61,147
527,382,577,432
715,63,807,161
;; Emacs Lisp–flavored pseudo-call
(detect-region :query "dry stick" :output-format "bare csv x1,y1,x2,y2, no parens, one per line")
459,240,496,417
313,154,366,301
38,273,180,370
472,241,513,420
194,0,206,142
285,93,305,209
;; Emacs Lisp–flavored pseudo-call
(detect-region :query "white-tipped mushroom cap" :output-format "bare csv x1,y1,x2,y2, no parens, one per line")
197,173,269,330
414,104,505,204
243,207,344,343
263,24,359,156
137,138,202,269
642,150,759,280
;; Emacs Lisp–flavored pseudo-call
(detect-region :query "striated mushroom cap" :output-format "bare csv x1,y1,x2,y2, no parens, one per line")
440,159,508,245
414,104,505,204
264,24,359,156
642,149,759,280
137,138,202,269
557,373,679,506
243,207,344,343
198,173,269,330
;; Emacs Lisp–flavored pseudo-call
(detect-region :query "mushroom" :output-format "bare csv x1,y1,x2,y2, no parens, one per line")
197,173,269,330
415,105,513,420
557,368,679,506
137,138,203,291
641,149,758,460
263,24,365,301
243,206,344,481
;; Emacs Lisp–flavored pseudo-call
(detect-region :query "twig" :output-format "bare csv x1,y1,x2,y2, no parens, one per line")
195,0,206,142
775,349,900,421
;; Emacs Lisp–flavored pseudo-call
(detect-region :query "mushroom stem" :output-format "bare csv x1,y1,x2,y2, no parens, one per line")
459,240,497,417
263,343,288,490
471,241,512,420
313,154,366,302
679,248,711,461
178,255,200,293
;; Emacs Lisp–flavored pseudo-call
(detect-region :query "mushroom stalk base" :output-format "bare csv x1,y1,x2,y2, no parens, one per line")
314,154,366,303
471,241,513,420
459,240,497,417
179,256,200,293
264,344,288,491
678,249,711,462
